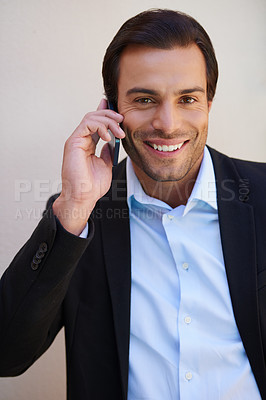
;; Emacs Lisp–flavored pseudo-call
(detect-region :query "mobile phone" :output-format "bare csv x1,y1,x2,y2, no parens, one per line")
107,100,120,167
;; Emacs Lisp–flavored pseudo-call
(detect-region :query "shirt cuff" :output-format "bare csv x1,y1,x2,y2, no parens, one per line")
79,223,89,238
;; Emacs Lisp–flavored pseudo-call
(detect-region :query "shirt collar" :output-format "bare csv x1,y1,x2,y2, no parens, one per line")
126,146,217,213
185,146,217,212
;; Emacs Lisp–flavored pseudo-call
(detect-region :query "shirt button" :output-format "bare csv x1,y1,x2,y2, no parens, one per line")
182,262,189,270
167,214,174,220
184,316,192,324
185,372,193,381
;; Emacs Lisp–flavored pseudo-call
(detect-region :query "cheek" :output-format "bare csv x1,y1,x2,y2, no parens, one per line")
122,109,154,132
185,110,209,129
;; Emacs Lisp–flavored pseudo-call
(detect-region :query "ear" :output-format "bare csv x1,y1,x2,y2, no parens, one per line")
208,101,213,112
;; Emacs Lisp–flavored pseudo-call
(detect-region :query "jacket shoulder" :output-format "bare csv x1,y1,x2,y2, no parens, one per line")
208,146,266,179
208,146,266,204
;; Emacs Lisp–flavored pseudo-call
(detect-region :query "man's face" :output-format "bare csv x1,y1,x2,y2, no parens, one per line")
117,44,212,183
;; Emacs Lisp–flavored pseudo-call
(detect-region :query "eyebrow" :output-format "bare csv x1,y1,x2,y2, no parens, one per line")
126,86,205,96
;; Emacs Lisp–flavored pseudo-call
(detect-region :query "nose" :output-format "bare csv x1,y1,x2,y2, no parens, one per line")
151,101,182,133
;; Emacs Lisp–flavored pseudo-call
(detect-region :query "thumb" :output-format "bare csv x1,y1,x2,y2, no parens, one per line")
100,143,113,169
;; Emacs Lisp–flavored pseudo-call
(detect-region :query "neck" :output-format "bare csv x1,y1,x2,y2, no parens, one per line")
132,158,203,209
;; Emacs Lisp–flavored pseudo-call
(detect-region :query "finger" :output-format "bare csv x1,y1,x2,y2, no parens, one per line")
86,109,123,124
78,118,124,142
89,116,125,138
97,98,108,111
100,143,113,168
74,120,110,141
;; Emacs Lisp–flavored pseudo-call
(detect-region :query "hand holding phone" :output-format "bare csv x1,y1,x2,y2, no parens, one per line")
52,98,124,235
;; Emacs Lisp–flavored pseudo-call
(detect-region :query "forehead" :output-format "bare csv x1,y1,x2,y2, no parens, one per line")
118,44,207,93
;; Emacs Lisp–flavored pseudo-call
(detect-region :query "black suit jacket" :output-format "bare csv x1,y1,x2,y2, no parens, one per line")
0,147,266,399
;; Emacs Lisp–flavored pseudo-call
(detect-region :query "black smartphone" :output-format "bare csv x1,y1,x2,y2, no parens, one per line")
107,100,120,167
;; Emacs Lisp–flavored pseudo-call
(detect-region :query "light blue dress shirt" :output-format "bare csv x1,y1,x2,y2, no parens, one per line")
126,147,261,400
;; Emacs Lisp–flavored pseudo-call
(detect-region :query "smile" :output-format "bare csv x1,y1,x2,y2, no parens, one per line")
146,141,185,152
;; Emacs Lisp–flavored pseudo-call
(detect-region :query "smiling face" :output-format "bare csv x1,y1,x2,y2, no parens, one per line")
117,44,212,186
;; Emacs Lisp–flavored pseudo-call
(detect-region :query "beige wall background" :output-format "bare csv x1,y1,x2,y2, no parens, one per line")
0,0,265,398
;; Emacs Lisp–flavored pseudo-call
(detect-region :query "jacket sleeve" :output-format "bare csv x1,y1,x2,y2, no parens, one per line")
0,202,94,376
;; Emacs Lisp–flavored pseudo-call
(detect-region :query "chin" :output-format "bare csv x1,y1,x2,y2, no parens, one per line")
141,166,188,183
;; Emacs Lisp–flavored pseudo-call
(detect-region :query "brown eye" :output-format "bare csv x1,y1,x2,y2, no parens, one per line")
136,98,153,104
180,97,195,104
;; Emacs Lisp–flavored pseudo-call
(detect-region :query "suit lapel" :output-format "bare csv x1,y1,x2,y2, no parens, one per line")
209,147,266,389
99,159,131,400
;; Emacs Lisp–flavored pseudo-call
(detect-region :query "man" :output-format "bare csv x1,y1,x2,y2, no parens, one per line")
0,8,266,400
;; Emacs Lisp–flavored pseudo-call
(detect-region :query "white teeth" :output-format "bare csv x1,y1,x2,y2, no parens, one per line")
150,142,184,152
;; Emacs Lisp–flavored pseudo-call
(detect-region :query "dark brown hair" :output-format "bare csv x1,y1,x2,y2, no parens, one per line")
102,9,218,106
